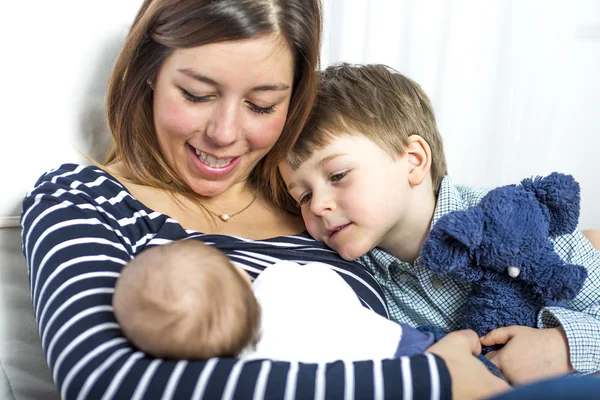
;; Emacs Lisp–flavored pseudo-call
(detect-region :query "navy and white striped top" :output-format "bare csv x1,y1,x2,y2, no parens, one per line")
21,164,451,400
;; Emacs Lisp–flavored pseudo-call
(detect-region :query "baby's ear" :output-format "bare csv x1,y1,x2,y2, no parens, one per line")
521,172,580,237
406,135,432,186
420,209,483,273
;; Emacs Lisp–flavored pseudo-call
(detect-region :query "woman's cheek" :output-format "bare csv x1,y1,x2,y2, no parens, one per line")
249,108,289,149
264,117,287,148
156,96,202,139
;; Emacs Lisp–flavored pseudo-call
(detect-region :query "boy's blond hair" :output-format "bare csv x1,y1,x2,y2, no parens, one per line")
285,63,447,198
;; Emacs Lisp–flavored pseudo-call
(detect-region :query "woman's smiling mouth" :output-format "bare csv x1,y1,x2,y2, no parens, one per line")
188,144,242,177
195,148,234,168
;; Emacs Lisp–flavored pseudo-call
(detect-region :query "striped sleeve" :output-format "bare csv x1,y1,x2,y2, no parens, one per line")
20,164,452,400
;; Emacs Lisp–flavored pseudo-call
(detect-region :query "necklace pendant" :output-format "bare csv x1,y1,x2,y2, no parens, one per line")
220,213,231,222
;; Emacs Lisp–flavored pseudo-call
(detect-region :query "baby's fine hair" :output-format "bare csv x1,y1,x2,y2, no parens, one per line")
114,240,261,359
286,63,447,195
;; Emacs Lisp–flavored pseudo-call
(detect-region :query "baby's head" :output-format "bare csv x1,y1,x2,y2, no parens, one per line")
279,63,447,260
113,240,260,359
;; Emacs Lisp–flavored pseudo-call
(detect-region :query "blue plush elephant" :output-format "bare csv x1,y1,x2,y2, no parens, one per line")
420,172,588,339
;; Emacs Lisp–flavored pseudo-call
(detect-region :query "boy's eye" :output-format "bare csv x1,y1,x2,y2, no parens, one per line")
247,102,276,115
299,192,312,206
180,88,211,103
330,171,347,182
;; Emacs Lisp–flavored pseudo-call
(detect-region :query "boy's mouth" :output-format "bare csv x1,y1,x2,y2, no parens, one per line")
329,223,351,237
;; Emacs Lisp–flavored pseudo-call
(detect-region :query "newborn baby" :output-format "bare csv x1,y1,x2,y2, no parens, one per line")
113,240,261,359
113,240,434,361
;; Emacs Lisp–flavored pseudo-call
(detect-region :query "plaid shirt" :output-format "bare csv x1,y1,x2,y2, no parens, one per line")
359,176,600,373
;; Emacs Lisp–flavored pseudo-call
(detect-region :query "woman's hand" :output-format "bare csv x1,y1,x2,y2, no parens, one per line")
481,326,574,385
427,330,511,400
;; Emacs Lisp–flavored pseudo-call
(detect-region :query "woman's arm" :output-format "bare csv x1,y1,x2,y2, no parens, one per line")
22,164,456,400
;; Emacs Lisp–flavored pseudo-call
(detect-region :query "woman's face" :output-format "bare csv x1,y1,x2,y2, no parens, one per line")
152,34,294,197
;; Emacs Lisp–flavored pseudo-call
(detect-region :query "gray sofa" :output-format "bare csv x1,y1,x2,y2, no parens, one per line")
0,223,60,399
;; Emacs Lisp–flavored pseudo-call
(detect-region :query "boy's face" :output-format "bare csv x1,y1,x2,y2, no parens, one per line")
279,135,413,260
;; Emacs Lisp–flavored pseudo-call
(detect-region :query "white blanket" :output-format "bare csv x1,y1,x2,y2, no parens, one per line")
241,261,403,362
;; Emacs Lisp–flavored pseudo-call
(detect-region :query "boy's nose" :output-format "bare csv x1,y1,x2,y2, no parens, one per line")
309,193,336,216
205,102,239,146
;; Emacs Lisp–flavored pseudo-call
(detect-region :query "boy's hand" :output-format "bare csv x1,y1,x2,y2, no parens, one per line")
427,330,511,400
582,229,600,250
481,326,574,385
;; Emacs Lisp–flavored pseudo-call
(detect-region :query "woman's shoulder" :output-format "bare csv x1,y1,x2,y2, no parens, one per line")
24,162,136,215
22,163,164,229
21,163,184,257
30,163,125,194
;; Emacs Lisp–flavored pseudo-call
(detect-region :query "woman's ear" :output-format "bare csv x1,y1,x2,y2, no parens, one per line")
405,135,432,186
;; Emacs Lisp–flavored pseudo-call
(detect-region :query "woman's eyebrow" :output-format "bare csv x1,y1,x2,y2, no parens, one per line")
177,68,290,91
251,83,291,92
178,68,218,86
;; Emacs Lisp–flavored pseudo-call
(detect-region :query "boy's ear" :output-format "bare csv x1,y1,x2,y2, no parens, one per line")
405,135,432,186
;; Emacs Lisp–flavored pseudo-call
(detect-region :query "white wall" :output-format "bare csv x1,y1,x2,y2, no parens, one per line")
1,0,144,219
322,0,600,228
2,0,599,228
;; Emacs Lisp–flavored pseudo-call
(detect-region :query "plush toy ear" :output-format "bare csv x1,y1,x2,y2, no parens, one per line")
420,209,483,274
437,208,485,249
520,172,580,237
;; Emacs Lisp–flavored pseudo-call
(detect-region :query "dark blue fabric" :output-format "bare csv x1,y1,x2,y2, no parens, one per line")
417,325,507,381
486,375,600,400
394,324,436,357
420,172,587,338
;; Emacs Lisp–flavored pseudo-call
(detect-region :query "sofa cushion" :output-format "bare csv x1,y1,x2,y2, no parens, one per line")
0,226,59,399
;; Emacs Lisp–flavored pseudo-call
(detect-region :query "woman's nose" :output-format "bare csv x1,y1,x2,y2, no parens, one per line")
205,102,239,146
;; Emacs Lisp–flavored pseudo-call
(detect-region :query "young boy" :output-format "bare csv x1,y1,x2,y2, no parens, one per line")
278,63,600,383
112,239,437,361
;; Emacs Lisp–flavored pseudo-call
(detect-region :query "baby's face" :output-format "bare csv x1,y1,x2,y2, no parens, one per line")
279,134,411,260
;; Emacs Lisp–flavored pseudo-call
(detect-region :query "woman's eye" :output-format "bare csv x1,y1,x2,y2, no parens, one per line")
331,172,347,182
247,102,276,115
299,193,312,206
180,88,211,103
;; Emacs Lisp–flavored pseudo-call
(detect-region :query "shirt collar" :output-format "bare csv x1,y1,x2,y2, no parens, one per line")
430,176,468,227
363,176,468,271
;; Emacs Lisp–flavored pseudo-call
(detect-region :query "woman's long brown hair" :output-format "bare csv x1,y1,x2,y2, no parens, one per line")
104,0,322,207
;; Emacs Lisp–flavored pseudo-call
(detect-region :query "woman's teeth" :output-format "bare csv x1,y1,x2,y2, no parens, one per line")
195,149,233,167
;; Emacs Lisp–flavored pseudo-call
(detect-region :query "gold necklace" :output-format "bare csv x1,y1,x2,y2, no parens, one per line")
205,193,258,222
